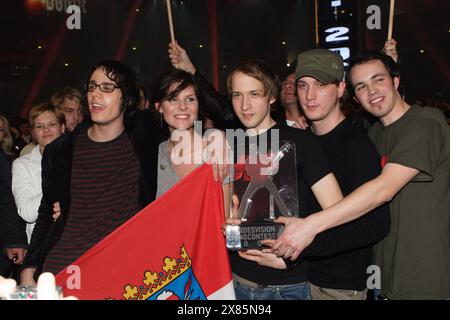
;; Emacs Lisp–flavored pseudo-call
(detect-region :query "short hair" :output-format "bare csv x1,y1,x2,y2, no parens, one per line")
226,59,280,100
346,50,400,96
0,114,13,155
151,69,199,103
86,60,139,117
50,86,82,107
151,69,202,122
28,102,65,128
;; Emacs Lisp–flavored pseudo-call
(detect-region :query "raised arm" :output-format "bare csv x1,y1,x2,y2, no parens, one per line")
382,38,398,63
168,41,196,75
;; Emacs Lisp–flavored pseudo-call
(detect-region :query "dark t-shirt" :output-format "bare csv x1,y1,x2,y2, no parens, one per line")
44,128,140,274
303,118,390,290
229,122,331,285
370,106,450,299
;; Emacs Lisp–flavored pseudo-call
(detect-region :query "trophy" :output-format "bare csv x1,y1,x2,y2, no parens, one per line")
226,140,298,250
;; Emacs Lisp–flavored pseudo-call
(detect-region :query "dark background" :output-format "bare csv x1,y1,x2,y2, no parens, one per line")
0,0,448,118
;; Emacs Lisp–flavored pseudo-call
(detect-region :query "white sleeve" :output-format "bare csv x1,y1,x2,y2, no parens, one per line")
11,158,42,223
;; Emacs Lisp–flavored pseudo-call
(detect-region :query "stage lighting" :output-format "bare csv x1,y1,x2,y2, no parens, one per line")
25,0,46,15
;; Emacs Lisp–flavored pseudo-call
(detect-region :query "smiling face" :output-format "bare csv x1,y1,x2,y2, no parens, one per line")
32,111,65,148
87,67,124,127
350,59,401,122
230,71,275,131
156,83,199,132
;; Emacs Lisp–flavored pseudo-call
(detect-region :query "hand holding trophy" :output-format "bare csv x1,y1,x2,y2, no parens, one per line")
226,141,298,250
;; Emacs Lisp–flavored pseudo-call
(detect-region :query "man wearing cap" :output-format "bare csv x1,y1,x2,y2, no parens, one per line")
284,49,390,300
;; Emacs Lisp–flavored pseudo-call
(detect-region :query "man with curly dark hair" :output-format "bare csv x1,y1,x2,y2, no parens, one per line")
20,60,159,285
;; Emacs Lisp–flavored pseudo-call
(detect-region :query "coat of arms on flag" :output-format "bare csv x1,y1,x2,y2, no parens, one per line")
123,245,206,300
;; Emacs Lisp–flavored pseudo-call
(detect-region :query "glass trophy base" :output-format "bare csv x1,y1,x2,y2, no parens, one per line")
226,221,282,250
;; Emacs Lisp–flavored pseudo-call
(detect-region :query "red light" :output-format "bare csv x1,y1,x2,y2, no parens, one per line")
25,0,46,15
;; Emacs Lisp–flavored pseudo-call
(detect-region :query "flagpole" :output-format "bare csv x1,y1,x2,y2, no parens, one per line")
387,0,395,40
314,0,319,46
166,0,176,44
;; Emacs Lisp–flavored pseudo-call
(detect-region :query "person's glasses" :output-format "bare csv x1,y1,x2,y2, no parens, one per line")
87,82,120,93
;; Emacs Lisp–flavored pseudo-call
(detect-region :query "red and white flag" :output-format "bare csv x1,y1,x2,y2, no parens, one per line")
56,164,235,300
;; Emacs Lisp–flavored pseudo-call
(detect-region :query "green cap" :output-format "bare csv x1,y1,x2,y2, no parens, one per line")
295,49,344,84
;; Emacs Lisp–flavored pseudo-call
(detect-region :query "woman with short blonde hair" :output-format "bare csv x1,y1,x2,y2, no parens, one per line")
12,103,65,243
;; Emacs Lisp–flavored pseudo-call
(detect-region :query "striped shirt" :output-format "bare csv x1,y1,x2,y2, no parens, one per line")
44,127,140,274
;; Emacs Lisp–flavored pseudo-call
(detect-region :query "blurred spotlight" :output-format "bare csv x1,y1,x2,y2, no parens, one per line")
25,0,46,15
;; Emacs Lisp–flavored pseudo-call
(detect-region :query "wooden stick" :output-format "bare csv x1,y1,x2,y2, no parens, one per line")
314,0,319,45
166,0,175,44
388,0,395,40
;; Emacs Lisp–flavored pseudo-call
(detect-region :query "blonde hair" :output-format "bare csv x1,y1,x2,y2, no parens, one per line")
28,103,65,128
50,86,82,107
226,59,280,99
0,115,14,155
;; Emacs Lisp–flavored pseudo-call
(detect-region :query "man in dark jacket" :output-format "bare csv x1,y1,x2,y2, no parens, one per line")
20,60,159,284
